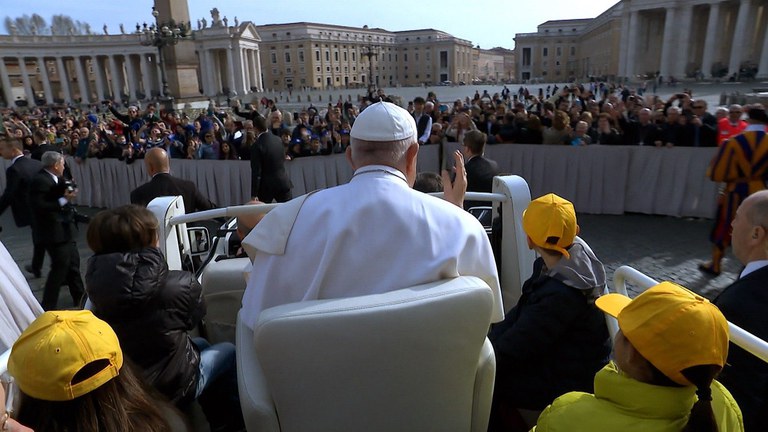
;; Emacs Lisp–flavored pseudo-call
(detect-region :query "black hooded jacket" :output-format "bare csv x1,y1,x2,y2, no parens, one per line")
85,247,205,405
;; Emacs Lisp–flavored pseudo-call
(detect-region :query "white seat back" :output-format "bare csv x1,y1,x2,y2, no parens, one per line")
200,257,251,344
236,276,497,432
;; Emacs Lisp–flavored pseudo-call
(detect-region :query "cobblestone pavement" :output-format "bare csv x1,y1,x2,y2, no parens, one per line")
0,207,740,308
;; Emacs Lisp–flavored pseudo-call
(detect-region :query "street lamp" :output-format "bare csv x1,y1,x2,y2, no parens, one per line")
137,6,190,107
361,42,379,93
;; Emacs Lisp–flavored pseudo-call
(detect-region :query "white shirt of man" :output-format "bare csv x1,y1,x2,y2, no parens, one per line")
240,164,504,328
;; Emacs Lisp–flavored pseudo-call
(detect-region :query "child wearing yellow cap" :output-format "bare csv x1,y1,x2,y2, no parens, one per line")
531,282,744,431
488,193,611,431
7,310,177,431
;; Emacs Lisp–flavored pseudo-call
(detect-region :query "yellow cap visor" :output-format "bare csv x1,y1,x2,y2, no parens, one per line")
595,293,632,318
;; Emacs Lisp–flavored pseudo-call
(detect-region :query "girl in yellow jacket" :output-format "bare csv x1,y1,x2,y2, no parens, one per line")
532,281,744,432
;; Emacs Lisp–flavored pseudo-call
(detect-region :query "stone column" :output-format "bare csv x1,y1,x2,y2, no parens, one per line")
55,57,72,103
701,2,722,78
226,46,237,96
255,48,264,91
73,56,90,104
233,46,248,95
618,7,632,78
91,56,107,102
729,0,753,76
124,55,139,102
673,4,695,78
200,49,212,96
139,54,152,100
17,58,36,104
108,56,122,101
659,7,678,78
37,57,54,105
625,10,640,79
0,58,15,106
756,23,768,78
242,48,251,93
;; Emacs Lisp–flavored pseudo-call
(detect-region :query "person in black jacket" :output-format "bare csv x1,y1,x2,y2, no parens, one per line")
85,205,244,432
462,130,499,210
250,113,292,202
130,148,217,212
488,194,610,432
0,137,44,277
713,190,768,431
29,151,84,310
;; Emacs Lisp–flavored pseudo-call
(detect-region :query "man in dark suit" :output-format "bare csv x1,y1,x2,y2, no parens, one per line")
0,137,44,277
250,114,292,203
130,147,217,212
713,190,768,431
462,130,499,210
29,151,84,310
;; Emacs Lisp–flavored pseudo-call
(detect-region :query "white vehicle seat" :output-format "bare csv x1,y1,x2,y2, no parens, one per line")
200,257,251,344
236,276,497,432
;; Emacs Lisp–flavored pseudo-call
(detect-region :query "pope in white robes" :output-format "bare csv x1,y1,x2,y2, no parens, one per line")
240,101,504,328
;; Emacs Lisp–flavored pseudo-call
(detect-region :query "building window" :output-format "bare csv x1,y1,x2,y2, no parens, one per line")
439,51,448,68
325,51,330,61
315,51,320,61
522,48,531,66
404,54,408,62
415,53,419,61
570,46,576,56
542,47,548,57
286,67,292,74
556,47,562,57
285,52,291,63
271,52,277,64
352,52,356,62
426,52,430,61
273,80,279,85
301,78,306,84
334,51,339,61
343,51,348,61
317,77,321,83
336,77,340,82
299,51,305,62
316,66,321,72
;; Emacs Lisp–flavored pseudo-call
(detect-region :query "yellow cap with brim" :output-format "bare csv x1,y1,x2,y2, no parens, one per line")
8,310,123,401
596,281,729,386
522,193,577,259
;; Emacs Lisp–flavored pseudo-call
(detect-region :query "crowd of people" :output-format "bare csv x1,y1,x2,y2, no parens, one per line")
0,82,766,432
0,81,755,172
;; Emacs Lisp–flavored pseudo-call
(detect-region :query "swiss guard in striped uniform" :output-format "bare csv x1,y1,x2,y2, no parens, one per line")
700,105,768,275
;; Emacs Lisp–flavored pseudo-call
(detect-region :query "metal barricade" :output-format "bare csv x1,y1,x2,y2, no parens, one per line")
611,265,768,364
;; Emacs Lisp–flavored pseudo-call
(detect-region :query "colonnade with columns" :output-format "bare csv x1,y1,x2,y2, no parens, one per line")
0,50,163,106
197,45,262,97
619,0,768,79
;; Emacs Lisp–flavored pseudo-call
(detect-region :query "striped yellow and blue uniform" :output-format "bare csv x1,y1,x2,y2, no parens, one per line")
707,130,768,246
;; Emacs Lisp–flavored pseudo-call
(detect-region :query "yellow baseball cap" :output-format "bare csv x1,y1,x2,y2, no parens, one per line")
8,310,124,401
522,193,577,259
596,281,729,386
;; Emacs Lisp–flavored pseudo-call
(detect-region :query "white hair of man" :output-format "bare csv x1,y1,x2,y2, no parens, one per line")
667,106,681,115
41,150,63,168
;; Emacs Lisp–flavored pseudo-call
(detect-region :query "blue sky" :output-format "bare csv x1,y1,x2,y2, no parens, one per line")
0,0,619,49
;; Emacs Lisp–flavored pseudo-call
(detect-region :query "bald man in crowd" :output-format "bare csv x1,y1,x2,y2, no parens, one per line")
130,147,216,212
240,101,505,328
714,190,768,431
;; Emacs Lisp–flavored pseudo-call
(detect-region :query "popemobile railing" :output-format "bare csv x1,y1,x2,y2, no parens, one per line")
611,265,768,364
153,175,536,313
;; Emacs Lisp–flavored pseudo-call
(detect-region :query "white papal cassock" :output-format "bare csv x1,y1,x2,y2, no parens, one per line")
240,164,505,329
0,240,42,352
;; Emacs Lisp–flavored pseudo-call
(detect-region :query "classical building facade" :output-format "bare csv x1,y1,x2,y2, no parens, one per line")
515,0,768,82
0,21,264,107
255,23,476,90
